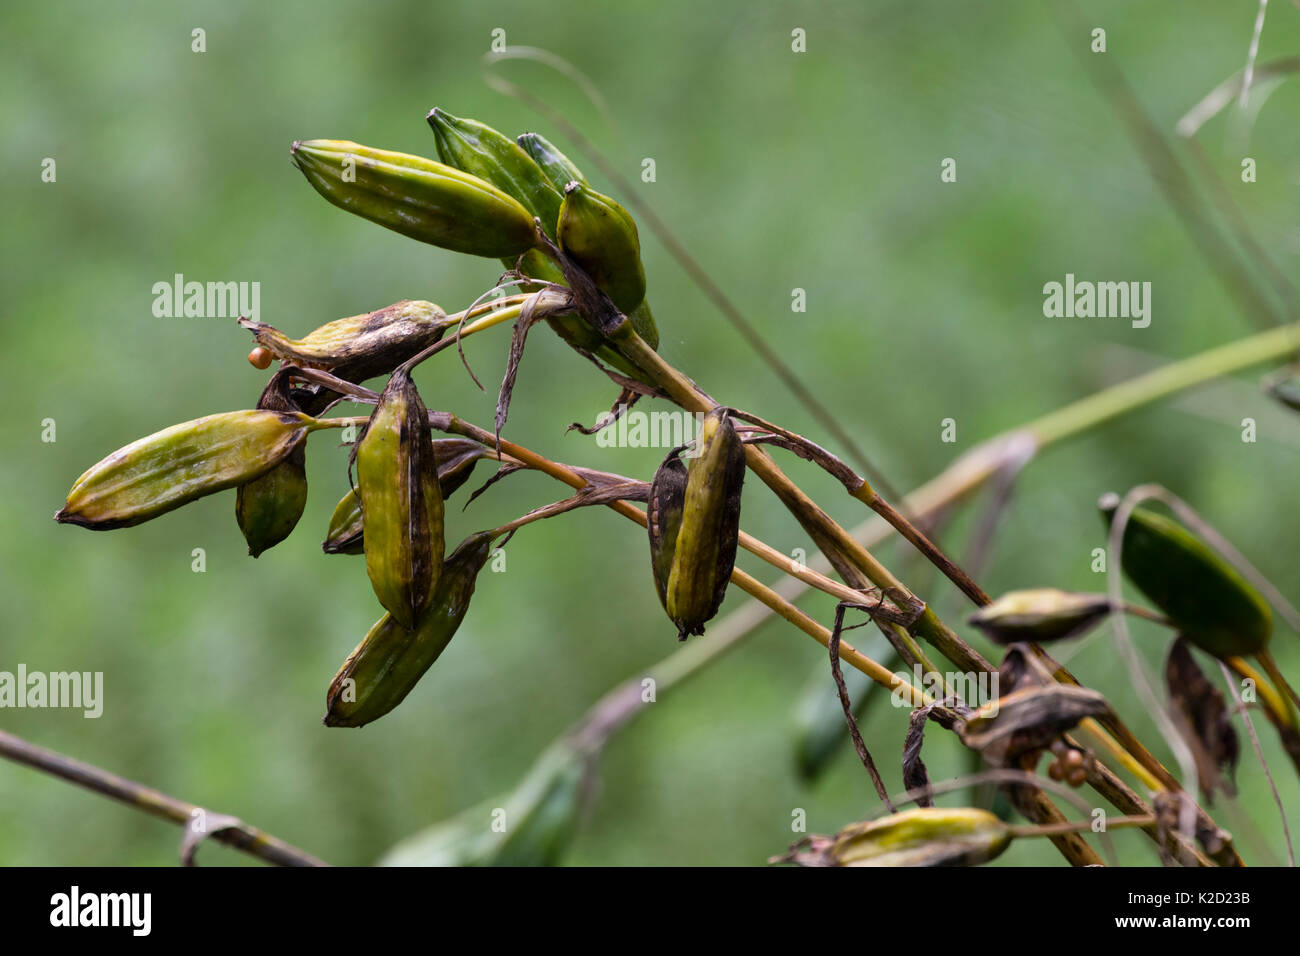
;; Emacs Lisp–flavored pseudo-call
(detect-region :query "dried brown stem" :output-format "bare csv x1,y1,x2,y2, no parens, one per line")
0,729,327,867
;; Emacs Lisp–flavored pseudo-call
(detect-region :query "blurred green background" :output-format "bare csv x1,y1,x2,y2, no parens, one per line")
3,0,1298,866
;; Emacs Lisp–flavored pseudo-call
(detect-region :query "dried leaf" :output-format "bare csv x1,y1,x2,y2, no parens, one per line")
959,683,1110,764
902,704,938,807
464,462,525,510
1165,636,1239,801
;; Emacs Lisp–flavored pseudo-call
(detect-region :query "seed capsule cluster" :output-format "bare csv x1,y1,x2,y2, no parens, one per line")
55,109,685,731
425,110,660,382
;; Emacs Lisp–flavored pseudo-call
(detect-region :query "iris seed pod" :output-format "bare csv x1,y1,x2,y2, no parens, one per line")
322,488,366,556
425,110,572,306
426,114,658,371
1099,494,1272,659
557,181,648,314
56,411,316,530
325,532,493,727
357,369,445,629
426,109,563,240
235,372,309,557
290,140,538,258
968,588,1114,644
510,132,659,368
239,300,450,384
510,129,605,332
517,132,587,194
662,409,746,639
831,808,1012,867
322,438,491,555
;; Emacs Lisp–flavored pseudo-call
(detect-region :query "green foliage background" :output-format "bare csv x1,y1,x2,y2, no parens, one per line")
2,0,1298,866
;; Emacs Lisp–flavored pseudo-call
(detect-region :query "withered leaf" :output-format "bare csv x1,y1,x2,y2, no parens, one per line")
1165,636,1239,801
959,683,1109,764
902,703,940,808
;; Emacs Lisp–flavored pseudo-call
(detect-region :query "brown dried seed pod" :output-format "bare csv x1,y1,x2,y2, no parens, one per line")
958,683,1110,764
239,300,450,384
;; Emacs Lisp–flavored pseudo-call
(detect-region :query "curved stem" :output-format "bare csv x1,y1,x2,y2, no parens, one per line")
0,730,327,867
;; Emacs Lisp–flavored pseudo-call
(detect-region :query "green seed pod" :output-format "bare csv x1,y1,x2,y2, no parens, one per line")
322,488,366,556
235,373,309,557
504,133,660,370
647,454,687,609
425,110,572,301
517,132,587,193
663,409,746,639
322,438,491,555
378,740,586,866
968,589,1114,644
56,411,316,530
239,300,450,384
830,808,1012,867
1100,494,1272,659
325,532,493,728
426,109,563,240
290,140,538,258
357,369,445,629
557,181,648,314
424,114,660,368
